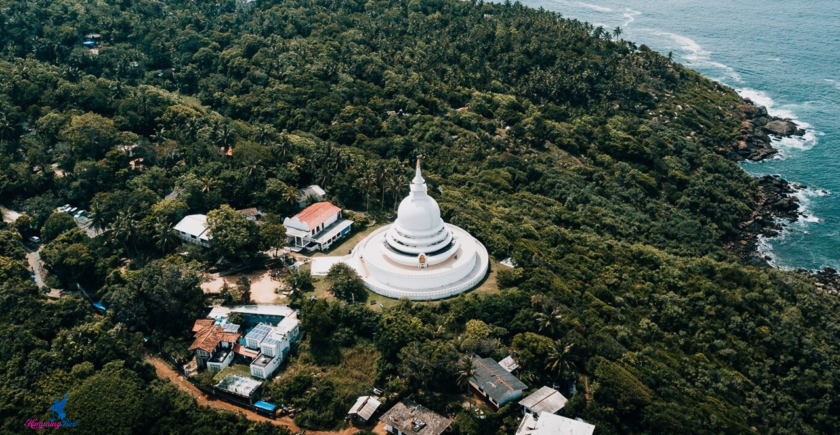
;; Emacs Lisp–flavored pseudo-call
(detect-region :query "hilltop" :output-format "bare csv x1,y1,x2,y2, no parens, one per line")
0,0,838,434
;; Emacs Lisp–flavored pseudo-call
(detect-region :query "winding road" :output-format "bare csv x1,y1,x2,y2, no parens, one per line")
145,356,375,435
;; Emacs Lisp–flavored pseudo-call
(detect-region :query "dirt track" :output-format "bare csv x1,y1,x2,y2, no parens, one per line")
145,355,365,435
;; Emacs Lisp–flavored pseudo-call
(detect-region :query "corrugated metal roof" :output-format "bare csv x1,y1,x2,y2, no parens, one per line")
299,185,325,198
174,214,210,239
348,396,381,421
519,386,567,415
471,356,528,404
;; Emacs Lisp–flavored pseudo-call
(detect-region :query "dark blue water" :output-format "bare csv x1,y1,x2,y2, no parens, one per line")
511,0,840,270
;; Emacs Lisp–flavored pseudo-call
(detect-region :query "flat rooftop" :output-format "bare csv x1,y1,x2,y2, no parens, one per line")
216,375,261,397
251,354,275,368
380,400,451,435
208,304,295,320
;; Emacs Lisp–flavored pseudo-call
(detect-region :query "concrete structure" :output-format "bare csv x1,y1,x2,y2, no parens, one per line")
216,375,262,405
470,356,528,411
174,214,211,247
520,386,568,417
298,185,326,208
284,202,352,251
189,319,240,370
380,400,451,435
327,159,489,300
515,412,595,435
208,304,295,327
348,396,381,424
243,312,301,379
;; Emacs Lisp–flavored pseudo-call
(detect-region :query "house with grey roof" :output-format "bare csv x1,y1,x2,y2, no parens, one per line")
470,356,528,411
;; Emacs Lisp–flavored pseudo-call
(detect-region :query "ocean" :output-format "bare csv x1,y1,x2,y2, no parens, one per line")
511,0,840,271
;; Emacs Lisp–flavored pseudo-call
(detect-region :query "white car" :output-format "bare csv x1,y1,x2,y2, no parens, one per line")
29,236,41,244
74,210,86,217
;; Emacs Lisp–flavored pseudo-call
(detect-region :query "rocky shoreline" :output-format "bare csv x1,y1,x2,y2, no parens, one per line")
724,99,839,293
723,99,803,265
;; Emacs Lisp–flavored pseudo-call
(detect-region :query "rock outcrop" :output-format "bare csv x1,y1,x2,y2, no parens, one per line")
728,175,803,266
726,99,805,161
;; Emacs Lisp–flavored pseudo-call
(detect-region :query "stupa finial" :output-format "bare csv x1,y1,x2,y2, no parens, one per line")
411,155,426,193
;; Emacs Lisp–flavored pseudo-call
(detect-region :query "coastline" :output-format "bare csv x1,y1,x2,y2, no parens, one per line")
724,99,839,292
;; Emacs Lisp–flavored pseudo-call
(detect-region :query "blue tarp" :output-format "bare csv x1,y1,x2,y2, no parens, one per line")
254,401,277,413
92,302,107,311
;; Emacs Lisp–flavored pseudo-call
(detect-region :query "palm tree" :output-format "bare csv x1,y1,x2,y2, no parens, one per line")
545,339,577,388
111,211,138,256
153,218,178,254
456,355,476,408
200,177,215,194
359,171,377,210
283,186,300,208
534,305,564,336
88,202,109,234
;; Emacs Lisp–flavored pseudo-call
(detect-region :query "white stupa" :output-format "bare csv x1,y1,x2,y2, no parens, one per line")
345,159,490,300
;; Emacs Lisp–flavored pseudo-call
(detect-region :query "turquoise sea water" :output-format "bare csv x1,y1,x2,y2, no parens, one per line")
512,0,840,270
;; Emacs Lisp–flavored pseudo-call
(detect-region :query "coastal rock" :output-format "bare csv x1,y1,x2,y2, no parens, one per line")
728,175,801,266
763,119,799,137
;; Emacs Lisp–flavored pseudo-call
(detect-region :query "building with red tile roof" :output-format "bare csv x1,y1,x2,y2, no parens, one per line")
283,201,352,251
189,319,240,370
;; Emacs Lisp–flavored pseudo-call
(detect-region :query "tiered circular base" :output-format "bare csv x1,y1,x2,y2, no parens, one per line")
349,224,489,300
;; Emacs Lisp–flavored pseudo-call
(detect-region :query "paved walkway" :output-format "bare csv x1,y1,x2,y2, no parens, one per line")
25,248,46,289
145,356,360,434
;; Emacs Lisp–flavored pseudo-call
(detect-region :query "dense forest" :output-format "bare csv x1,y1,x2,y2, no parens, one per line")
0,0,839,434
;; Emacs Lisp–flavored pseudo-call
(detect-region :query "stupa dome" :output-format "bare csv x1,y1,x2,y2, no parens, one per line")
312,157,489,301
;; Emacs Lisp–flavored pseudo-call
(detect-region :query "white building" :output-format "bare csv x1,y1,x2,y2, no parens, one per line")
515,412,595,435
315,159,489,300
245,312,301,379
283,202,352,251
174,214,211,247
298,185,326,208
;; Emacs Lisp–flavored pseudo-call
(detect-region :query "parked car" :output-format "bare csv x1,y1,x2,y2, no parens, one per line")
74,210,86,218
29,236,41,243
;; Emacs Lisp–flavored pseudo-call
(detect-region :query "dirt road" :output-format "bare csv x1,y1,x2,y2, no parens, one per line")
145,356,361,435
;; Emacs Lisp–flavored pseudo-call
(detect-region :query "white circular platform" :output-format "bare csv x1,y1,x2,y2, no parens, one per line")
349,224,489,300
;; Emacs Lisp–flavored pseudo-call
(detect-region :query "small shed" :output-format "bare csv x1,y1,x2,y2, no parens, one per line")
348,396,381,424
298,185,326,208
519,386,568,416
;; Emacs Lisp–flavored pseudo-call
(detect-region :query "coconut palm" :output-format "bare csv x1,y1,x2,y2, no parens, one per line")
88,202,109,234
456,355,476,408
200,177,215,193
545,339,577,387
110,211,138,255
534,305,564,336
153,217,179,254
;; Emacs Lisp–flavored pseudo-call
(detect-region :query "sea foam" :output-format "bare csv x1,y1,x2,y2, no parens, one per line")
736,88,818,158
644,30,743,83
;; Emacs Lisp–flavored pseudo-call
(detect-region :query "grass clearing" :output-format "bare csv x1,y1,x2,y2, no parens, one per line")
213,364,252,382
